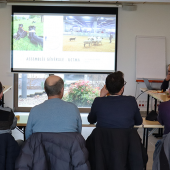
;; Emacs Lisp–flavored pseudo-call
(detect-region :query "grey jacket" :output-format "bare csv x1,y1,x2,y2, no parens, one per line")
15,132,91,170
152,133,170,170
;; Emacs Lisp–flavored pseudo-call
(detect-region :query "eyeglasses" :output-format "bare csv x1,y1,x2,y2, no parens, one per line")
124,81,127,86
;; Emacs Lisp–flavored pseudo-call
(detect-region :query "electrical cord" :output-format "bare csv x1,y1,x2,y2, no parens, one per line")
135,89,150,100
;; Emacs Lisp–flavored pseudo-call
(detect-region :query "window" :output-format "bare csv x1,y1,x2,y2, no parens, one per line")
14,73,107,112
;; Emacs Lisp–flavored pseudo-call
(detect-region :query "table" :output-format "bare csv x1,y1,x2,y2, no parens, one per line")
0,86,12,107
140,88,170,114
16,114,162,169
142,118,164,151
140,88,169,138
16,114,97,140
16,114,162,170
142,118,164,170
16,113,142,140
18,114,158,147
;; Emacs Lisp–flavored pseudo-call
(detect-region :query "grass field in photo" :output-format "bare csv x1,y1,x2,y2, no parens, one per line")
13,16,43,51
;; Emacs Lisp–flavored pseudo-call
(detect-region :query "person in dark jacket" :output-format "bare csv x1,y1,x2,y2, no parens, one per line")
88,71,143,128
15,132,91,170
86,128,148,170
0,133,20,170
158,101,170,134
0,82,20,170
161,64,170,91
0,82,17,134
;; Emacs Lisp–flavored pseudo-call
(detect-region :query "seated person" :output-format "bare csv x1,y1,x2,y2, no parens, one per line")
158,101,170,134
25,75,82,140
161,64,170,91
88,71,143,128
0,82,17,134
0,82,20,170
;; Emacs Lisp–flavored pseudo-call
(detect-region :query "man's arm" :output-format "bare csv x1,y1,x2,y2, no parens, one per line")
25,109,34,140
8,109,17,130
11,116,17,130
75,107,82,133
87,99,97,124
133,98,143,125
161,79,169,92
77,115,82,133
100,85,109,97
158,105,164,125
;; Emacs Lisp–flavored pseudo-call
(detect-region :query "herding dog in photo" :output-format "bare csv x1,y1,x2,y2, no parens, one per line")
14,24,27,40
69,37,76,41
28,26,43,47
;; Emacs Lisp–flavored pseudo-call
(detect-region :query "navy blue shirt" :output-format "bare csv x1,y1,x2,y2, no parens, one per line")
88,95,142,128
161,79,169,92
158,101,170,134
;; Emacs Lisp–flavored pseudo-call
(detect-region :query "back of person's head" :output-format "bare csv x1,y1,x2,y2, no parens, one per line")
106,71,124,95
44,76,64,97
0,82,2,94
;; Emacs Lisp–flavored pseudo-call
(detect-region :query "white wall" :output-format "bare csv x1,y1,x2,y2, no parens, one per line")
1,4,170,109
0,6,13,108
117,4,170,110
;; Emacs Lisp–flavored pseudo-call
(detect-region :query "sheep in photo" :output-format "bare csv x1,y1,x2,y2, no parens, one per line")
84,40,92,47
69,37,76,41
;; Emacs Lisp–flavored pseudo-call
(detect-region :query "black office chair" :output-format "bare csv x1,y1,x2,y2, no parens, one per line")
86,128,148,170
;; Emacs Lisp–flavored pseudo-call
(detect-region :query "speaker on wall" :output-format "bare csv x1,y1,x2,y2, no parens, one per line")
0,3,6,8
122,4,137,11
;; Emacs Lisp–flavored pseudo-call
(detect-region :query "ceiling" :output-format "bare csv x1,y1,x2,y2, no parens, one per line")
64,16,116,29
1,0,170,5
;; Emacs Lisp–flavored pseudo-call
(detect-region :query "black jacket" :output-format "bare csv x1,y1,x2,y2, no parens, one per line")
15,132,91,170
0,106,15,130
161,79,169,92
0,133,20,170
86,128,148,170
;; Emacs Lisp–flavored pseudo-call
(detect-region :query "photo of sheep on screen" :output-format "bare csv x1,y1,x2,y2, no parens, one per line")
13,15,44,51
63,16,116,52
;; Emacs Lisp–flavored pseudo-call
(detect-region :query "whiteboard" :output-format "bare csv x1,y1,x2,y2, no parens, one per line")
136,36,166,79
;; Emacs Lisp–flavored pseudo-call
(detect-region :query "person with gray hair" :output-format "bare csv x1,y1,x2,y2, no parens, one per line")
25,75,82,140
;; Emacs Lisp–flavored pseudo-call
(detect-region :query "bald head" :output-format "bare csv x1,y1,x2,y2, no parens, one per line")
44,75,64,97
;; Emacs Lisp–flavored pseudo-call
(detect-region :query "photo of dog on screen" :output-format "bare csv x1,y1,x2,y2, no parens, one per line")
13,24,27,40
28,26,43,47
13,15,44,51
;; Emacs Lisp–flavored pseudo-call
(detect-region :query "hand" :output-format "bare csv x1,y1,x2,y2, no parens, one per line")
100,85,109,97
166,75,170,81
0,92,3,100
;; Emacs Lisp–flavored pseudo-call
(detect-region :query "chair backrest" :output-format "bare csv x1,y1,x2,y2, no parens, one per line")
86,128,146,170
15,132,90,170
153,133,170,170
0,133,20,170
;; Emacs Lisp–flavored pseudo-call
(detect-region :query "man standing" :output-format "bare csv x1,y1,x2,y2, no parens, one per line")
109,33,112,43
161,64,170,91
25,75,82,140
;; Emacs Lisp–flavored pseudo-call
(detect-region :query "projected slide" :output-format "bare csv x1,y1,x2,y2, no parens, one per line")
12,14,116,73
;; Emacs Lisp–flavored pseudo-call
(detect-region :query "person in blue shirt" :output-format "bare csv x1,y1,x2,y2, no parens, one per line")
25,75,82,140
88,71,143,128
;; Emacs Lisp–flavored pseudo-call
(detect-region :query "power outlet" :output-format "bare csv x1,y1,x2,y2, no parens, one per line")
137,100,147,108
